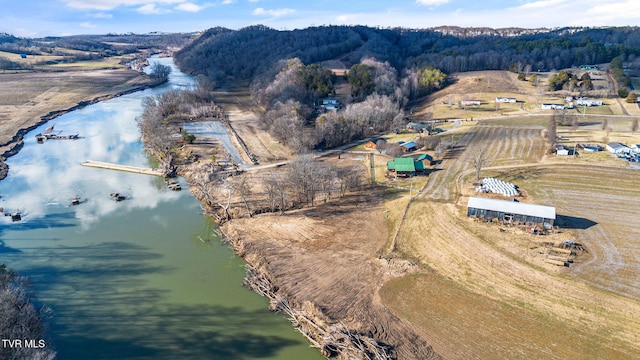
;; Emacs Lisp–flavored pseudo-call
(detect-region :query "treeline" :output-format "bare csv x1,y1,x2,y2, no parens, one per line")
136,81,224,175
0,264,56,360
190,154,363,222
175,25,640,84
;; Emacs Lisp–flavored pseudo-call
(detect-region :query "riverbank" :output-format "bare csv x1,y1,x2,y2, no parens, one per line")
0,68,164,179
175,155,440,359
219,198,441,360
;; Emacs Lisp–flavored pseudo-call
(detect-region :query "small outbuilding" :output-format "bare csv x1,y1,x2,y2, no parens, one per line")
467,196,556,229
556,145,569,156
576,99,603,107
541,104,565,110
417,153,433,165
405,122,429,132
399,141,417,152
364,141,378,150
606,142,629,154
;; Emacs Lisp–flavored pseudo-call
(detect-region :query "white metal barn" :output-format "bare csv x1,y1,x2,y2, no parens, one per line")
467,197,556,229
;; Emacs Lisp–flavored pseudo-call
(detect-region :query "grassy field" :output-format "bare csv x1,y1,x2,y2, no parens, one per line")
382,274,637,360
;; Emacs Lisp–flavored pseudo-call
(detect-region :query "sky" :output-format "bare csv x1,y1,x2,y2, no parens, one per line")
2,0,640,38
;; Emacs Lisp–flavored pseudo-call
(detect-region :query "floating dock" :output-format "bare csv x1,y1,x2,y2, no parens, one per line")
81,160,164,177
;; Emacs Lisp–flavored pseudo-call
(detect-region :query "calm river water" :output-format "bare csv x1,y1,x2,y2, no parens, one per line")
0,57,323,360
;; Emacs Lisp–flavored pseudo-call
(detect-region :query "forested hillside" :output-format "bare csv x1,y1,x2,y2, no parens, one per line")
175,25,640,83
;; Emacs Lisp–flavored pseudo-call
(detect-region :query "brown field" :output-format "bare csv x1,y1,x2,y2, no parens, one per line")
409,70,625,121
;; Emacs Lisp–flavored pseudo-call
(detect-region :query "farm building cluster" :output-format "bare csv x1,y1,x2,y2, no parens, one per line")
542,97,603,110
606,142,640,162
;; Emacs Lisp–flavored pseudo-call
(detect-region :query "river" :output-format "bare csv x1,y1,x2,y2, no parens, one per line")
0,56,323,360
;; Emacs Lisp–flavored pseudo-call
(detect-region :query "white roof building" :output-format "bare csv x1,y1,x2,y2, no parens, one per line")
606,142,630,154
467,197,556,228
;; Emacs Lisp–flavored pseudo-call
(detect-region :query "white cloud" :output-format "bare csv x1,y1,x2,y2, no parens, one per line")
80,21,97,28
581,1,640,25
137,4,166,14
336,14,359,23
253,7,295,17
416,0,451,6
175,2,203,12
248,0,260,2
222,0,236,4
63,0,184,11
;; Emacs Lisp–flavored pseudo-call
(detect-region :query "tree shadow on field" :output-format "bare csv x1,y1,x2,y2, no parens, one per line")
442,144,466,160
422,168,443,176
555,215,597,229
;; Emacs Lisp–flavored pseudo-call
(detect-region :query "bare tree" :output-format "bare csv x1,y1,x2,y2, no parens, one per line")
434,141,448,159
188,164,235,222
470,148,490,181
232,174,253,217
631,118,639,133
0,265,56,360
386,143,404,158
336,166,363,196
418,136,441,150
601,118,609,131
316,163,335,204
288,154,318,206
261,173,289,213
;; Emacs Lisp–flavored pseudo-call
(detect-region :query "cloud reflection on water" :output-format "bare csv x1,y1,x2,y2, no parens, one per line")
0,57,196,229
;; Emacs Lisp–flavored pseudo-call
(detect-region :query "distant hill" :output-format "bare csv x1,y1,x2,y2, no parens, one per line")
0,32,193,64
174,25,640,84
